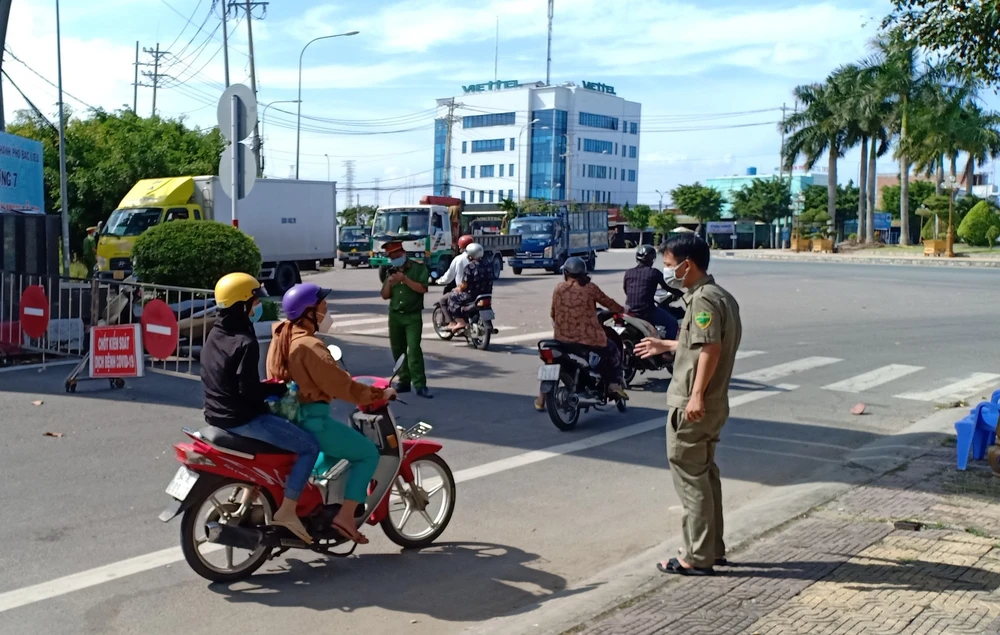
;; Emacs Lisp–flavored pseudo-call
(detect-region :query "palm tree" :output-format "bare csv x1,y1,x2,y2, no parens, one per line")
957,101,1000,196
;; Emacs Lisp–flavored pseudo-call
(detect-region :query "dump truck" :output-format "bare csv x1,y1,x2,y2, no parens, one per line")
507,208,610,274
96,176,337,293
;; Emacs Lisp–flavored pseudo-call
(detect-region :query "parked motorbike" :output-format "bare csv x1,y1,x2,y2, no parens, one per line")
536,310,627,431
430,274,498,351
612,287,687,386
159,347,456,583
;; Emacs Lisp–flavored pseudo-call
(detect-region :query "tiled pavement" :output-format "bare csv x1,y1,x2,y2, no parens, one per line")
570,447,1000,635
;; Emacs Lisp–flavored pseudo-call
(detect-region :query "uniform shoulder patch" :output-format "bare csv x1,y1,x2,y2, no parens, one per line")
694,311,712,329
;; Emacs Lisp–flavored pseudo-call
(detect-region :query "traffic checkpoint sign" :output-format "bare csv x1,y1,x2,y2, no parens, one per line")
89,324,144,378
19,285,49,339
140,299,179,360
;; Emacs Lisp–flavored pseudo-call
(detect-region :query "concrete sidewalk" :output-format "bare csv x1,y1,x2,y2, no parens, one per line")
722,249,1000,269
568,443,1000,635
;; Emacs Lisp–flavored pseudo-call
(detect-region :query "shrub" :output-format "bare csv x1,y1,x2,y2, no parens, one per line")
957,201,1000,247
988,225,1000,250
847,233,857,241
261,299,280,321
133,220,261,289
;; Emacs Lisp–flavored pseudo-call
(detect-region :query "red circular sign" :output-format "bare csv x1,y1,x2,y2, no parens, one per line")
19,285,50,339
141,299,179,360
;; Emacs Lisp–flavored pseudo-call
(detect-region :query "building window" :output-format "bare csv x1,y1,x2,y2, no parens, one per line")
581,164,586,177
629,146,637,159
628,170,636,182
434,118,447,196
621,170,626,181
461,166,467,179
463,112,516,128
528,109,568,200
614,167,617,179
508,189,514,199
480,164,495,178
470,166,476,178
583,138,614,154
509,163,515,176
509,137,515,151
462,141,467,154
630,122,638,135
472,139,505,153
579,112,619,130
499,164,505,177
587,165,608,179
460,190,466,202
615,142,618,154
479,190,485,203
489,190,495,203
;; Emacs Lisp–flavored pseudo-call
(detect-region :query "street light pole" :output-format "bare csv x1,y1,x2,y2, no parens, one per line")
517,118,539,203
655,189,665,213
296,30,359,179
260,99,300,176
946,175,957,257
324,154,330,181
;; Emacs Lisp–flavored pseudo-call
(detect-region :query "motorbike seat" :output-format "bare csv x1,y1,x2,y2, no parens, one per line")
199,425,295,455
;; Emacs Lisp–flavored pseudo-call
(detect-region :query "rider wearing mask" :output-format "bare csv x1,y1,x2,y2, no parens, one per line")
201,273,320,544
542,256,628,410
437,234,475,325
266,283,397,545
447,242,494,332
624,244,680,338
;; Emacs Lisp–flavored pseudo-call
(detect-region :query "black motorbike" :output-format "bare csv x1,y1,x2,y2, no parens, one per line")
612,286,686,386
430,277,498,351
536,310,627,431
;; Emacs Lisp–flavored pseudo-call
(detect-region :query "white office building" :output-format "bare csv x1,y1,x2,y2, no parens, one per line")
433,80,641,206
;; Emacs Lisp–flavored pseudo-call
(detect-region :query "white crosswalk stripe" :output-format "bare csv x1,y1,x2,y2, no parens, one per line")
822,364,924,393
894,372,1000,402
735,356,842,383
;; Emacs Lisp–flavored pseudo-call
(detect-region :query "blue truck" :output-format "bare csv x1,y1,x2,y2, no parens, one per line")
507,209,610,274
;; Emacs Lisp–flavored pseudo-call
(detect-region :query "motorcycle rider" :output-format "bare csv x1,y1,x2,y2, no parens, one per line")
437,234,475,326
448,242,494,332
267,283,397,545
201,272,320,544
624,244,679,338
537,256,627,411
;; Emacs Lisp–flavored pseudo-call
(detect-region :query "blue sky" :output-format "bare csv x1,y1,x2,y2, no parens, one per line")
7,0,911,208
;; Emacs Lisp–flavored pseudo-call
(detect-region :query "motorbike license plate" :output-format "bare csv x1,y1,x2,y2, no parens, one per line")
479,309,495,321
538,364,561,381
612,325,626,335
165,466,199,500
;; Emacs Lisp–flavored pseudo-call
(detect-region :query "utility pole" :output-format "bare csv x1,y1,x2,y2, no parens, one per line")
373,178,380,207
442,98,457,196
778,102,788,248
545,0,554,85
139,44,169,117
220,0,230,86
132,41,139,112
0,0,11,131
231,0,267,175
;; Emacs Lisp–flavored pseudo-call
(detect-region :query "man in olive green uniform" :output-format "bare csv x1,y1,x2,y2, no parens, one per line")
81,226,98,278
380,242,433,399
635,233,741,576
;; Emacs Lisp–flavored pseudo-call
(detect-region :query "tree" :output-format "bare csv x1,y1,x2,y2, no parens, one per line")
669,183,722,236
649,211,678,244
339,205,378,227
623,203,654,245
957,200,1000,247
132,220,261,289
8,108,223,256
884,1,1000,84
729,179,790,247
498,196,519,234
880,180,936,220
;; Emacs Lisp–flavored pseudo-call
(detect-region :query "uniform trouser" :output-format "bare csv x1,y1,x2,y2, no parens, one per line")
388,311,426,388
666,405,728,568
297,402,379,504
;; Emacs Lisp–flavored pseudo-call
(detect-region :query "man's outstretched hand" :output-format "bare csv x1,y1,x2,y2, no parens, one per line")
634,337,677,359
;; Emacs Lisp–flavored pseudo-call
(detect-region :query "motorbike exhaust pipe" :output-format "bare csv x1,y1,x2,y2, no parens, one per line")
206,521,263,551
576,397,604,407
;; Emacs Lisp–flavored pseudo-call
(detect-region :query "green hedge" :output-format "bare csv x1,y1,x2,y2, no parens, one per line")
957,201,1000,247
132,220,261,289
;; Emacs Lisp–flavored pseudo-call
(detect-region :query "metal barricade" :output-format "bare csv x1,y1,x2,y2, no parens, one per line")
0,271,93,364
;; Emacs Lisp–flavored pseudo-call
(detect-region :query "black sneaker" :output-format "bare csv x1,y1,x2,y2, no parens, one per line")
416,387,433,399
394,382,411,393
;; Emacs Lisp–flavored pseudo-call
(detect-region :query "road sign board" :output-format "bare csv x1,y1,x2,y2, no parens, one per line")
140,299,179,360
217,84,257,142
874,212,892,231
19,285,49,339
217,83,258,203
89,324,144,378
219,142,257,201
706,221,735,233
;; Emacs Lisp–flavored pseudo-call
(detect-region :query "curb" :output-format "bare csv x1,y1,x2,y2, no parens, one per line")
721,251,1000,268
459,406,964,635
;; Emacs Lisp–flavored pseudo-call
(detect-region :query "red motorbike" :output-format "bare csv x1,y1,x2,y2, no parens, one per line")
159,348,456,583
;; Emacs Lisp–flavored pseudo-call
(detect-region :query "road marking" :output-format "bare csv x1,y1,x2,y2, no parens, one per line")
894,372,1000,402
728,432,850,451
488,330,553,345
347,325,517,336
735,350,766,360
0,379,795,613
822,364,924,393
722,446,840,464
736,356,842,383
332,317,387,328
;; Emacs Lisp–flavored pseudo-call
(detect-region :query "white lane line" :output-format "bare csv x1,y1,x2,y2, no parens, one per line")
735,350,766,360
822,364,924,393
736,356,842,383
331,317,386,328
488,330,553,345
0,380,797,613
894,372,1000,402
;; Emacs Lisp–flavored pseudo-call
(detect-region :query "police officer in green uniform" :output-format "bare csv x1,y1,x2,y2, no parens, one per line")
635,233,742,577
380,241,433,399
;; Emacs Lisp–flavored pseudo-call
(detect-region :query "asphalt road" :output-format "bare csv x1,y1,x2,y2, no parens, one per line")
1,251,998,635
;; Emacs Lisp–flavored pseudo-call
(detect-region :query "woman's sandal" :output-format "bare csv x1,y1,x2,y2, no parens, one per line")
332,519,369,545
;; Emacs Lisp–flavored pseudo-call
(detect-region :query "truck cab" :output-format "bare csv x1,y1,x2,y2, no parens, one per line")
96,178,204,280
508,215,565,273
369,205,454,279
337,225,372,268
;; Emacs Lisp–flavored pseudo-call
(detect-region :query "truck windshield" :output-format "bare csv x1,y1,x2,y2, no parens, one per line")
510,220,554,236
340,228,370,242
102,208,162,237
372,210,429,238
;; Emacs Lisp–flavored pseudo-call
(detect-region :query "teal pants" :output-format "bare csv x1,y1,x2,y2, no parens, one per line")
297,402,379,504
388,311,426,388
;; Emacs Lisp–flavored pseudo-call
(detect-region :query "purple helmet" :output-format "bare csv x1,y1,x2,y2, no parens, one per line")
282,283,331,321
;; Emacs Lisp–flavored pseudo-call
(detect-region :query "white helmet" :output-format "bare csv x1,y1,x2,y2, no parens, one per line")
465,242,484,260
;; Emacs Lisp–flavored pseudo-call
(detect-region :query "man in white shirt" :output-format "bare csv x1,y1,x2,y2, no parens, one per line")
437,235,474,325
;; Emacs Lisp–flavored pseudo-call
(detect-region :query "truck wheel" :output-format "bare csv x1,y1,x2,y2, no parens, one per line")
512,267,522,276
268,263,299,295
491,254,502,279
586,252,597,272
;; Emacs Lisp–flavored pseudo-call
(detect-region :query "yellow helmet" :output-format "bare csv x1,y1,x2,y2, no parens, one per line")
215,272,265,309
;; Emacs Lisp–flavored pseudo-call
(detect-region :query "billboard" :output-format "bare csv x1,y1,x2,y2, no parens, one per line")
0,131,45,214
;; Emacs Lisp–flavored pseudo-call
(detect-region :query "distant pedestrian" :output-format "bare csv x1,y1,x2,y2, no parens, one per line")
81,226,98,278
635,234,742,576
380,241,433,399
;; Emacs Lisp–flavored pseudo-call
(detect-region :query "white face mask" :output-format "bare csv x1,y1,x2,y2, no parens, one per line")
318,312,335,333
665,261,688,288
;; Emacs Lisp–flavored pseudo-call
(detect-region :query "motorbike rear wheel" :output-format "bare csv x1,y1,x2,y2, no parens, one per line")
547,372,581,431
621,341,638,387
381,454,456,549
180,479,274,583
431,306,455,341
469,319,492,351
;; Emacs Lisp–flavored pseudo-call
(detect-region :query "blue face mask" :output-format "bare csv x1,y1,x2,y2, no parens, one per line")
249,303,263,323
390,256,407,267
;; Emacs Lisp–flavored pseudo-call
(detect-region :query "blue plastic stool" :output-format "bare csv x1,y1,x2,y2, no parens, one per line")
955,396,1000,470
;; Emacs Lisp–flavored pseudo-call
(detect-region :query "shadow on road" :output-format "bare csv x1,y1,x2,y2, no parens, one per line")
212,541,599,622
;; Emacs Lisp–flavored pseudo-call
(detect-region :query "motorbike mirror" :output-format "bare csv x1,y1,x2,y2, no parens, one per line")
327,344,344,362
392,354,406,375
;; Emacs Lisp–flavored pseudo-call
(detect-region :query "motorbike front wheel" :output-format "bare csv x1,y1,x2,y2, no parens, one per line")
546,373,581,431
381,454,456,549
431,306,455,341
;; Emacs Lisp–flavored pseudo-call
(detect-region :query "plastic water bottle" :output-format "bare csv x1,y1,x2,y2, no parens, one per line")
278,381,300,422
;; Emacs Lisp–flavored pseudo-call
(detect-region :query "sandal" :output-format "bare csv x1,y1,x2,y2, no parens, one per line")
656,557,714,576
332,519,369,545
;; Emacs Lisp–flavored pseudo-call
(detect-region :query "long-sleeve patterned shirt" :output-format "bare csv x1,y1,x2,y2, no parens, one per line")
550,279,625,348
